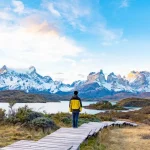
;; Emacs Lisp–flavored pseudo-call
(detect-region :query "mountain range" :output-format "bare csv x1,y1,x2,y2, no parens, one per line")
1,65,150,100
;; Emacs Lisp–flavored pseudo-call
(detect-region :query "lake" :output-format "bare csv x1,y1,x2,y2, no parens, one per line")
0,101,141,115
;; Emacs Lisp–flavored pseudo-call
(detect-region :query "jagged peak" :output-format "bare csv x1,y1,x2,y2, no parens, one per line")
0,65,8,74
28,66,36,74
108,72,116,76
117,74,122,78
89,72,96,76
1,65,7,70
99,69,104,74
43,76,53,82
130,70,138,74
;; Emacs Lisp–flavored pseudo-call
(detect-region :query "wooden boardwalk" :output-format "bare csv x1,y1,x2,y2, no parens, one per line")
1,121,138,150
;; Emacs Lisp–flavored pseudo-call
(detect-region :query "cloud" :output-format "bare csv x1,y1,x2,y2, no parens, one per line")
120,0,129,8
42,0,91,31
0,20,83,69
47,3,61,17
92,24,123,46
0,11,14,20
12,0,24,13
78,74,85,78
100,25,123,41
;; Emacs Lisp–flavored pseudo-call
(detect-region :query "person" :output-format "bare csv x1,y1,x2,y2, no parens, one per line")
69,91,82,128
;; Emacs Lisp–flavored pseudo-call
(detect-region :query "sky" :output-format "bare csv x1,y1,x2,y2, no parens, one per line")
0,0,150,83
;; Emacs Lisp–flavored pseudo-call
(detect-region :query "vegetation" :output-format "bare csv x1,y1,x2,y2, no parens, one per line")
0,90,47,103
84,101,127,110
0,125,47,148
97,106,150,125
31,117,58,133
117,97,150,107
0,108,5,121
0,104,101,147
81,125,150,150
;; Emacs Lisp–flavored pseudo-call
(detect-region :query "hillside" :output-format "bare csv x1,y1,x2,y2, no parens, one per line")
0,90,47,103
117,98,150,107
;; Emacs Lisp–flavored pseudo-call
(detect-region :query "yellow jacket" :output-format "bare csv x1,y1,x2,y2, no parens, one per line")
69,95,82,112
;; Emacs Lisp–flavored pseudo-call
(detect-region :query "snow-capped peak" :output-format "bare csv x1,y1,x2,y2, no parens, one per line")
28,66,36,74
0,65,150,94
0,65,8,74
0,65,73,93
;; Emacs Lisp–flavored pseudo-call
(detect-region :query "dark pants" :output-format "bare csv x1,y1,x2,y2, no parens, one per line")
72,112,79,128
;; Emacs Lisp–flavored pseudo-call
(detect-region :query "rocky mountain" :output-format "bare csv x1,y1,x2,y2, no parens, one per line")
1,65,150,99
0,65,73,94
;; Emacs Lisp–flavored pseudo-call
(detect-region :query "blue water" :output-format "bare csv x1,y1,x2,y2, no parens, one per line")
0,101,141,115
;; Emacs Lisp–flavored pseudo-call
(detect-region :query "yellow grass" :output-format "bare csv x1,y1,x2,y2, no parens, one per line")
81,124,150,150
104,125,150,150
0,125,46,148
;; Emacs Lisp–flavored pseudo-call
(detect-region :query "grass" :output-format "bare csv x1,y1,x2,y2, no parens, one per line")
81,124,150,150
104,124,150,150
0,124,49,148
80,128,109,150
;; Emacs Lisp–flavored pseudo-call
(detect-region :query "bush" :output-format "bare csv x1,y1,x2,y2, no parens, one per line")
6,116,20,124
31,117,58,132
78,113,100,125
143,118,150,125
15,105,32,123
129,113,147,122
61,117,71,125
25,111,44,122
0,108,6,121
6,106,44,124
115,112,131,119
139,106,150,114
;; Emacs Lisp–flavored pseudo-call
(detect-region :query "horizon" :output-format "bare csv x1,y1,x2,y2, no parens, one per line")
0,0,150,83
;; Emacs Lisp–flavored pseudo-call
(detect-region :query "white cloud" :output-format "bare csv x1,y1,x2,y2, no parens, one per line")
42,0,90,31
100,26,123,41
0,20,83,73
12,0,24,13
93,24,123,46
120,0,129,8
47,3,61,17
0,11,13,20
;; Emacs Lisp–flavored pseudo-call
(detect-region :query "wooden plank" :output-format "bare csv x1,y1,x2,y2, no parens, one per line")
79,126,97,135
2,143,73,150
4,140,35,147
2,146,73,150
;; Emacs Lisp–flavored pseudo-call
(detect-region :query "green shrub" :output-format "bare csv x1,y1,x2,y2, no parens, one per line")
5,116,20,124
61,117,71,125
15,105,32,123
31,117,58,132
79,113,100,125
0,108,6,121
25,111,44,122
7,105,44,124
